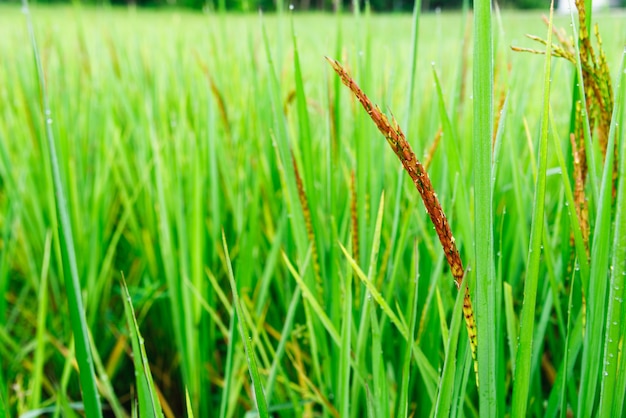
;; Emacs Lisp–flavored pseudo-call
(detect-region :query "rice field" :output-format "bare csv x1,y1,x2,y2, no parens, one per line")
1,3,625,417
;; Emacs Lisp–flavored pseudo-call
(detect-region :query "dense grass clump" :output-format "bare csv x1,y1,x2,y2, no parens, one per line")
0,4,625,417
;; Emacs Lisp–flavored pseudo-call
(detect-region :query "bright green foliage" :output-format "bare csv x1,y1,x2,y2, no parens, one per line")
512,2,554,415
121,274,164,418
0,5,625,417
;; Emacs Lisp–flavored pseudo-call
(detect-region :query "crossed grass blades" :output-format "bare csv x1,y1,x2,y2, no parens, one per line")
326,57,479,382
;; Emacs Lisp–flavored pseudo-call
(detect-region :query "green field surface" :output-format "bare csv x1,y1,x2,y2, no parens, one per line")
1,4,625,417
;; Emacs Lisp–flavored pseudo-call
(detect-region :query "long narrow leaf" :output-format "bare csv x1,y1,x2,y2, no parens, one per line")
21,3,102,417
121,275,164,418
596,48,626,417
511,1,554,415
473,0,497,409
222,232,269,418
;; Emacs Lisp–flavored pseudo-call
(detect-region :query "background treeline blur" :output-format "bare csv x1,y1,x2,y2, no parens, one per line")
16,0,621,12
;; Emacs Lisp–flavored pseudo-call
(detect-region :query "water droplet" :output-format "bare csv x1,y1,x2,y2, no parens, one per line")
46,118,53,125
289,3,294,9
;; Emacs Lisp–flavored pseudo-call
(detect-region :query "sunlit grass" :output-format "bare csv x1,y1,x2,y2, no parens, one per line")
0,4,625,417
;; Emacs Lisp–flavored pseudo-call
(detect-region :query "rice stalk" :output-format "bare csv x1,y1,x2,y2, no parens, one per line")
326,56,479,383
423,127,442,171
291,152,323,299
194,53,231,139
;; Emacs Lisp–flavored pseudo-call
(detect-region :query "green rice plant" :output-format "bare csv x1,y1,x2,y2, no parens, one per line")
2,4,626,417
590,47,625,418
121,274,164,418
511,2,555,415
222,232,269,418
472,0,497,412
326,52,479,405
433,272,472,417
607,60,626,418
20,2,102,417
397,243,419,418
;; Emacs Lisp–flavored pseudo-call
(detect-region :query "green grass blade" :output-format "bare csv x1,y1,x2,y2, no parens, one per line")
612,61,626,418
404,0,421,129
432,66,472,242
338,256,352,418
386,0,421,298
473,0,497,409
218,306,237,418
30,231,52,410
369,305,388,418
398,244,419,418
339,243,408,341
0,369,6,418
503,282,518,374
559,269,578,418
548,114,590,281
121,274,164,418
260,16,308,264
578,52,622,418
368,191,388,417
434,274,472,418
186,389,194,418
283,252,341,345
265,286,302,404
222,232,269,418
87,330,127,418
21,4,102,417
511,1,554,415
595,48,625,418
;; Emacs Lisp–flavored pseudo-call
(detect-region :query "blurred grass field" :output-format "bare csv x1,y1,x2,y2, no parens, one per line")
1,4,625,417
